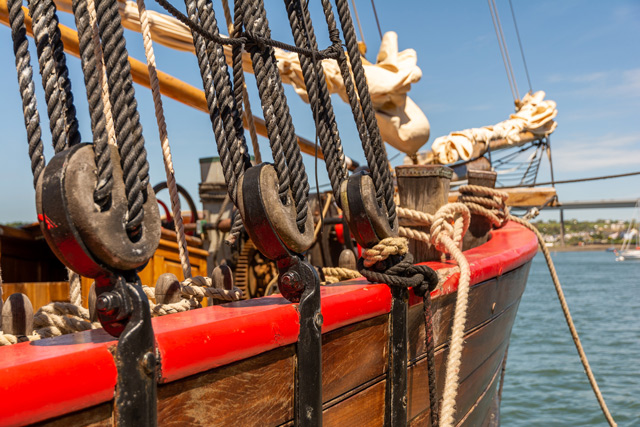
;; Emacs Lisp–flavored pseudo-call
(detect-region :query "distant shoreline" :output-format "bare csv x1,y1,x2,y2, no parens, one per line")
545,244,613,253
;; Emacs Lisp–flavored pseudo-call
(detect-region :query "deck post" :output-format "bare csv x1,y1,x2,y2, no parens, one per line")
396,165,453,262
387,165,451,426
463,170,498,250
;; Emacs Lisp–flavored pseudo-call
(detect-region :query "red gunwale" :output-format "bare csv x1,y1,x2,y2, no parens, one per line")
0,222,537,426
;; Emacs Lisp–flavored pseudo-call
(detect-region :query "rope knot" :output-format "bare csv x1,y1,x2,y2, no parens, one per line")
357,237,438,297
362,237,408,268
429,203,470,253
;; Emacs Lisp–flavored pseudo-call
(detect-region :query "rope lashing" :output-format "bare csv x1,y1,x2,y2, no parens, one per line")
459,185,617,427
136,0,191,279
458,184,510,228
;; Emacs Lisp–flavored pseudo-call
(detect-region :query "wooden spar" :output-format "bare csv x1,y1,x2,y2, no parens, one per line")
0,0,358,171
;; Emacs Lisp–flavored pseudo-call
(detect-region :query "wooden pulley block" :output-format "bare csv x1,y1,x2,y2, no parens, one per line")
2,293,34,339
238,164,314,261
340,171,398,249
36,144,161,278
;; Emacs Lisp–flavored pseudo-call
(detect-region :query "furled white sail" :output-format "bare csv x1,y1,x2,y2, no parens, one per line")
420,91,557,165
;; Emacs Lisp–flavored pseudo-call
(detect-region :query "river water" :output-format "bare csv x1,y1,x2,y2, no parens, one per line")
500,251,639,426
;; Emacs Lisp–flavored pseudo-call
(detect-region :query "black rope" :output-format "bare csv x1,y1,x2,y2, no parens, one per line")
357,252,440,426
240,0,311,231
94,0,150,236
333,0,396,227
284,0,348,201
29,0,70,154
71,0,113,210
7,0,45,187
153,0,342,60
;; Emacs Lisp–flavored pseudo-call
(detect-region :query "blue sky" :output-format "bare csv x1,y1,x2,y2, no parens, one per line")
0,0,638,223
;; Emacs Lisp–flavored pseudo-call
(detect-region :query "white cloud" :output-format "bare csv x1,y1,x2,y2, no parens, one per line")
552,133,640,172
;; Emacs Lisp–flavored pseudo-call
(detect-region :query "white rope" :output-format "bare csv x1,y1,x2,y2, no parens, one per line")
136,0,192,280
429,204,471,427
397,203,471,426
459,185,616,426
67,268,83,307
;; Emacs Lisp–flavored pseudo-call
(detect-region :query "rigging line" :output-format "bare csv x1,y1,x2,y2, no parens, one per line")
153,0,342,60
350,0,365,46
491,0,519,100
369,0,382,40
487,0,517,103
136,0,192,279
501,170,640,189
508,0,532,93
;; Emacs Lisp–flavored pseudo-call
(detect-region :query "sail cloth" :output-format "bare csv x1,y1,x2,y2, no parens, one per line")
413,91,557,165
54,0,430,155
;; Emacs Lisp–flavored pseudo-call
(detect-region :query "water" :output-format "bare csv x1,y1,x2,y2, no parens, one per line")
501,251,640,426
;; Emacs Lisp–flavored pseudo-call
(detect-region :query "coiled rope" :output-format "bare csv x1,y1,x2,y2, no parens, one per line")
0,277,243,346
458,184,616,427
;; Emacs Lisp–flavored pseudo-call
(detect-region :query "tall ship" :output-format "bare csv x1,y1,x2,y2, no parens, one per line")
0,0,616,426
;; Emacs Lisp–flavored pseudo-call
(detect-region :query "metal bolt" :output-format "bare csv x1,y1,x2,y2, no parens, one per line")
314,312,324,329
96,292,120,315
280,271,302,290
141,352,156,376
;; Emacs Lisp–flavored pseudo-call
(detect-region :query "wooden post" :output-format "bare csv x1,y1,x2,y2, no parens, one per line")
2,293,34,341
462,170,498,250
396,165,453,262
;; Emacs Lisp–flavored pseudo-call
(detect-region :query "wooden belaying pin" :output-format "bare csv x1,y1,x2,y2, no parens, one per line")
88,282,98,322
2,293,34,341
155,273,182,305
338,248,357,270
210,264,233,305
212,264,234,291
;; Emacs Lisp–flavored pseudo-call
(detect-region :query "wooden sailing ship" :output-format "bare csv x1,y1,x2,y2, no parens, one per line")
0,0,564,426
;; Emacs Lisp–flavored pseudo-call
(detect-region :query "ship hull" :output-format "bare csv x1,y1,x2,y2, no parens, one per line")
0,223,538,426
